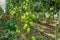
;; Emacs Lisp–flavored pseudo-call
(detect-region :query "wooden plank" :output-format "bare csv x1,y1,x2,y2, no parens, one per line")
38,24,54,31
39,28,55,38
39,20,58,27
37,23,56,38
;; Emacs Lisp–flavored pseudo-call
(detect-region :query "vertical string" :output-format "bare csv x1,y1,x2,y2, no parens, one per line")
55,0,58,40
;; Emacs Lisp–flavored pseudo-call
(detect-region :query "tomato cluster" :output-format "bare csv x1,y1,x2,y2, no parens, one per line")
0,0,59,40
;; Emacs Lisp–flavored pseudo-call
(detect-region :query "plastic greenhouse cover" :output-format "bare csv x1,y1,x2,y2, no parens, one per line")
0,0,6,13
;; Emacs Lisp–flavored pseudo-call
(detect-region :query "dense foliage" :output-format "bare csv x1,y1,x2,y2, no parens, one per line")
0,0,60,40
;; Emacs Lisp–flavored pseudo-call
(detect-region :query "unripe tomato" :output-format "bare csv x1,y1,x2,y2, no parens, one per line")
25,12,29,16
23,24,28,30
27,28,30,34
29,18,32,21
26,3,28,6
23,5,26,8
16,30,21,35
11,31,15,35
31,36,36,40
23,1,25,4
15,25,18,29
5,35,8,38
10,3,13,7
20,15,26,22
31,14,36,20
26,0,29,2
10,10,15,15
25,6,28,10
19,9,22,12
50,6,54,11
29,22,34,27
25,20,29,23
21,16,25,20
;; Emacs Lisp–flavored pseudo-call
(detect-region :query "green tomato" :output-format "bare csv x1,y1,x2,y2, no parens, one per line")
23,5,25,8
23,24,28,30
10,10,15,15
29,22,34,27
27,28,30,34
10,3,13,7
29,18,32,21
26,0,29,2
15,25,18,29
11,31,15,35
23,5,27,10
26,17,29,20
31,14,36,20
31,36,36,40
5,35,8,38
21,16,25,19
20,15,26,22
23,1,25,4
25,6,28,10
26,3,28,6
19,9,22,12
16,30,21,35
25,12,29,16
50,7,54,11
25,20,29,23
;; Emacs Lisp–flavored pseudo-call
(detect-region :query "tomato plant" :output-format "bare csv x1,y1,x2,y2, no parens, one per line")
0,0,60,40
